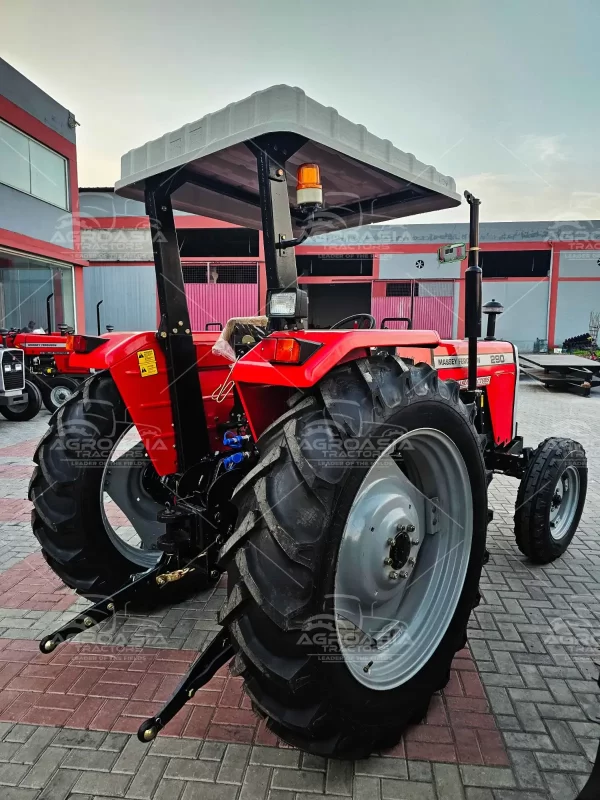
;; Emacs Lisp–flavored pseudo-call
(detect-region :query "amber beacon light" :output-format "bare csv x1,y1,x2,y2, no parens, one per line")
296,163,323,208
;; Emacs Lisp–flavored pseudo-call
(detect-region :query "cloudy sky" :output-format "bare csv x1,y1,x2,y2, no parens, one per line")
1,0,599,223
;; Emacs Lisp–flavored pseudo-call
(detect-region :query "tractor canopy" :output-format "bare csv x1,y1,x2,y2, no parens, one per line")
115,85,460,234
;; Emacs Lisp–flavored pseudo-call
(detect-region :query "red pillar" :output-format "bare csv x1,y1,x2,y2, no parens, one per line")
258,233,267,315
74,265,86,333
547,244,560,351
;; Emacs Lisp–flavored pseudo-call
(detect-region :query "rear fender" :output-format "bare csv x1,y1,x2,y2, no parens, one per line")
71,331,234,476
233,329,440,440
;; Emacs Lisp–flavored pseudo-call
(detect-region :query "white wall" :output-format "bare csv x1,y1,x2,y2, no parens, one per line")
555,281,600,345
559,251,600,278
482,280,549,352
379,252,462,280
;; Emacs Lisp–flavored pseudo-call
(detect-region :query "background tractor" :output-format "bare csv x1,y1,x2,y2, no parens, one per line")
0,336,41,422
1,293,97,412
30,86,587,759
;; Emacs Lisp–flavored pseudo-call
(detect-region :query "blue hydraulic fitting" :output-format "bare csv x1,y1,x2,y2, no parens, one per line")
223,433,250,448
223,451,247,471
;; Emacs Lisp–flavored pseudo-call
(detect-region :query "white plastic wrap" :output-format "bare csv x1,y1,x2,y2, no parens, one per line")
211,316,268,362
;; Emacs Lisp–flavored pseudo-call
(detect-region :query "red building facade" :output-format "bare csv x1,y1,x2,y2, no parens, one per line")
0,58,86,332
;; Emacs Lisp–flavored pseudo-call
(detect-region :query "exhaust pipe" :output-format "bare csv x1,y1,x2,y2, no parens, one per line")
464,191,482,392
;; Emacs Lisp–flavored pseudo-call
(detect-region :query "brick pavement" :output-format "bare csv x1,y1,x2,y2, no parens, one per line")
0,378,598,799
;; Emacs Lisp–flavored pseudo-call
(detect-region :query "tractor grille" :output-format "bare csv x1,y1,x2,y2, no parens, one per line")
0,349,25,392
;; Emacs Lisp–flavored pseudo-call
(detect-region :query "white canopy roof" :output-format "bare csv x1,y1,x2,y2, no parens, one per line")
115,85,461,233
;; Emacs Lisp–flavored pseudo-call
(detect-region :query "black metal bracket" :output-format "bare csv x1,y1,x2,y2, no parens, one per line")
145,173,210,472
245,134,309,330
485,437,532,479
39,560,169,654
137,628,234,742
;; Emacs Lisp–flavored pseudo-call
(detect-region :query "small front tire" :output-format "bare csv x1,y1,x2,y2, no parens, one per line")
0,380,42,421
515,437,587,563
40,376,80,413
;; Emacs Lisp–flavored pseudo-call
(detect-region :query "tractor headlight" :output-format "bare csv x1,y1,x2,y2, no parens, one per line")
267,289,308,319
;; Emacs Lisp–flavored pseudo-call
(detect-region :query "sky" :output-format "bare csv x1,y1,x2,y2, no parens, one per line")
1,0,599,224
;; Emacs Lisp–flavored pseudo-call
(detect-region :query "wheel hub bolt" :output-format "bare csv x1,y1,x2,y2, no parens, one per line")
408,557,415,566
400,570,410,578
411,538,419,546
396,524,406,532
406,524,415,532
386,538,395,546
383,557,393,566
389,572,398,580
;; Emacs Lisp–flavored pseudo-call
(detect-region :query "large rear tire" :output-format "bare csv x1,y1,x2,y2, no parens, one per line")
219,357,488,758
29,372,167,598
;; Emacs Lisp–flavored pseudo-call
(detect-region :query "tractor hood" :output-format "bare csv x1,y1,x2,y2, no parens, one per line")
115,85,460,234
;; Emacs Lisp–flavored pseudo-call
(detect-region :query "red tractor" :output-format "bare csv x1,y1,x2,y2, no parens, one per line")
31,87,587,759
0,339,42,422
1,294,96,412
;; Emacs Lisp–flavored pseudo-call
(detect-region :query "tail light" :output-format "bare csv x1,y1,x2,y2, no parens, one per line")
66,335,106,354
296,163,323,208
260,337,321,364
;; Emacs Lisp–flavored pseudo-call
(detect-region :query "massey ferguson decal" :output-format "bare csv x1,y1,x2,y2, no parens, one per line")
434,352,515,369
457,375,491,388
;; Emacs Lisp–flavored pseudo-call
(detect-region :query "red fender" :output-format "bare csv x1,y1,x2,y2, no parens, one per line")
69,332,234,476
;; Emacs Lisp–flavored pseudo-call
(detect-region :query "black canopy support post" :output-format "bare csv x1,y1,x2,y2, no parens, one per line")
464,191,482,392
46,293,54,334
96,300,103,336
247,133,307,330
145,173,210,472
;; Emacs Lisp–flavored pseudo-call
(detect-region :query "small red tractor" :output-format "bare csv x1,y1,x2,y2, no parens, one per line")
1,293,96,412
30,87,587,759
0,338,41,422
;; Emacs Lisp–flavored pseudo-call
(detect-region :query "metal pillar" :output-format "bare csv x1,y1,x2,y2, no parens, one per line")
145,176,209,472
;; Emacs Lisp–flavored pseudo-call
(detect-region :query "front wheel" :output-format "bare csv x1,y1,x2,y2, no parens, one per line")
0,380,42,421
218,357,488,758
515,437,587,563
40,375,80,413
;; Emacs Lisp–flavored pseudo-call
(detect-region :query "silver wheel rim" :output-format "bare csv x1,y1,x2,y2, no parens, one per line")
549,466,580,541
334,428,472,691
50,385,74,407
100,425,164,568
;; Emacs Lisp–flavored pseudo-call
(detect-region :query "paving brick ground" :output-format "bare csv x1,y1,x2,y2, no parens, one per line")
0,377,598,799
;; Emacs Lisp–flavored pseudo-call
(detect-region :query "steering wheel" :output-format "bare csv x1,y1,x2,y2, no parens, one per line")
330,313,376,330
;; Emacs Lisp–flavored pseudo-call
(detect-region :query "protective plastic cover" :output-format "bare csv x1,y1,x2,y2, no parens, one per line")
115,85,460,232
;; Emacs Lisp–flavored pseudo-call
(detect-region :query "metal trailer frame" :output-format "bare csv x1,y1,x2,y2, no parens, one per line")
520,353,600,397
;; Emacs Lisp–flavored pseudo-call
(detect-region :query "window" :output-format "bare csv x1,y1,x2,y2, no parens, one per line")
0,120,69,210
182,262,258,284
176,228,259,257
0,250,74,331
296,255,373,277
386,282,419,297
480,250,550,278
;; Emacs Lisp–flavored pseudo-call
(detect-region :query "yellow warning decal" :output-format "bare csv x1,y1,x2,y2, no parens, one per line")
137,349,158,377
